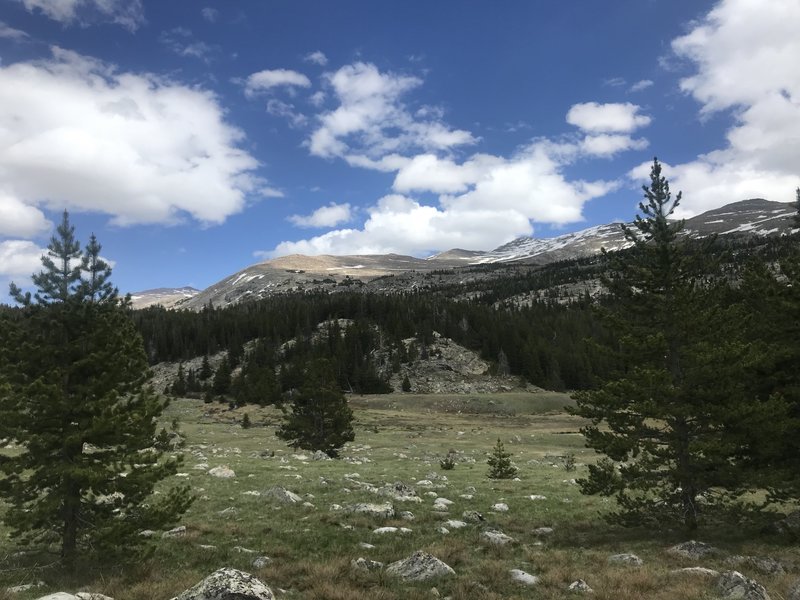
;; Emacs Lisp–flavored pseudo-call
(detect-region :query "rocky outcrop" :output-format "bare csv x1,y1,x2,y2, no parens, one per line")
668,540,718,560
170,568,274,600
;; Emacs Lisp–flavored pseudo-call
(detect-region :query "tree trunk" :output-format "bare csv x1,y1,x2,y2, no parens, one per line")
61,479,80,570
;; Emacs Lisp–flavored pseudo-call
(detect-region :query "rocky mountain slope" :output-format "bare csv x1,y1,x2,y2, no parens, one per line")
136,199,796,311
129,287,199,309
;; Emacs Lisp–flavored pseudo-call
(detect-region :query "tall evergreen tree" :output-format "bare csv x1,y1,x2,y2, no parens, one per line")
0,213,192,569
277,358,354,457
569,158,788,531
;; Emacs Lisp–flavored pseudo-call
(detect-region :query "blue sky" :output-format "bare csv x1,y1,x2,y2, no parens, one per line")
1,0,799,297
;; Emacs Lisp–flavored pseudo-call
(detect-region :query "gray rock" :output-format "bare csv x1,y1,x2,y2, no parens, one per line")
444,520,468,529
509,569,539,586
76,595,114,600
351,557,384,573
532,527,554,536
399,510,415,521
670,567,720,578
378,482,421,503
608,553,643,566
170,568,274,600
462,510,484,523
668,540,718,560
7,582,45,594
162,525,187,538
386,550,455,582
568,579,594,593
262,486,301,504
33,595,79,600
717,571,771,600
208,465,235,478
491,502,509,512
772,510,800,538
312,450,331,461
482,530,515,545
346,502,395,518
252,556,270,569
788,578,800,600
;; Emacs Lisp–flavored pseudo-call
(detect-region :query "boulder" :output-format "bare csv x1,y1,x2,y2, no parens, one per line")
717,570,771,600
33,595,80,600
491,503,509,512
378,482,421,503
262,486,301,504
771,510,800,538
532,527,554,537
788,578,800,600
462,510,484,523
668,540,718,561
208,465,235,479
727,555,786,575
386,551,455,582
76,595,114,600
346,502,395,518
670,567,720,578
482,530,515,545
608,553,643,566
568,579,593,593
351,557,384,573
510,569,539,586
170,568,274,600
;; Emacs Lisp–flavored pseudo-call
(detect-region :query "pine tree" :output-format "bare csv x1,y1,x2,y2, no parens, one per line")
487,438,518,479
569,158,788,530
211,355,232,396
277,359,355,457
0,212,192,569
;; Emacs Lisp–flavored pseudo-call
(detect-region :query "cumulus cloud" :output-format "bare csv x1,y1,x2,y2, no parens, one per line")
0,20,29,40
288,202,353,228
650,0,800,216
266,99,307,127
244,69,311,96
566,102,652,133
0,240,46,281
266,136,619,257
304,51,328,66
0,194,50,237
308,62,476,160
20,0,144,31
580,134,648,157
0,47,264,229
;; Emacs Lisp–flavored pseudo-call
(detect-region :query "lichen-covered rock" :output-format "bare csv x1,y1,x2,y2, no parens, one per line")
262,486,301,503
386,551,455,582
727,555,786,575
482,530,515,545
670,567,720,578
608,553,643,566
668,540,718,560
717,570,771,600
462,510,484,523
346,502,395,518
33,595,80,600
208,465,235,478
377,482,421,503
351,557,384,573
568,579,593,593
170,568,274,600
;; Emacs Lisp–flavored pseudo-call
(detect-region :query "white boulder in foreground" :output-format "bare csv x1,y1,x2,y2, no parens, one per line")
170,568,274,600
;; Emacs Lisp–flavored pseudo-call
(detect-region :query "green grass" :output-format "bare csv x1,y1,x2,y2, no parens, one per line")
1,391,798,599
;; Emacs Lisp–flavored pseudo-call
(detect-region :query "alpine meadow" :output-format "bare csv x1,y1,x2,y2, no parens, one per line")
2,1,800,599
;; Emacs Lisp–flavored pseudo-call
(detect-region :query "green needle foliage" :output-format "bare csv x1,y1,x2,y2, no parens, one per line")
487,438,518,479
0,212,192,570
277,358,355,457
570,159,792,531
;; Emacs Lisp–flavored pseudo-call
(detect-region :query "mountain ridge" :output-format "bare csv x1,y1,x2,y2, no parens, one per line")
130,199,797,310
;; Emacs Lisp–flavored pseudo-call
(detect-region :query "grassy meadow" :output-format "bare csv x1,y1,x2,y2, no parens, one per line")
1,391,798,599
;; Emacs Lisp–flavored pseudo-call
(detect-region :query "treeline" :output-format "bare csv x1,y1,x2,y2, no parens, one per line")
133,291,617,393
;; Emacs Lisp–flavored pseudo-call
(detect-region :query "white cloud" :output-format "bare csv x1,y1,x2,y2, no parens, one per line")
266,99,307,127
288,202,353,228
201,7,218,22
267,138,619,257
0,239,46,280
566,102,652,133
304,51,328,66
0,20,29,40
0,194,50,237
244,69,311,96
0,47,264,228
160,28,213,61
653,0,800,215
308,62,476,160
580,134,648,157
629,79,654,92
309,90,326,107
21,0,144,31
